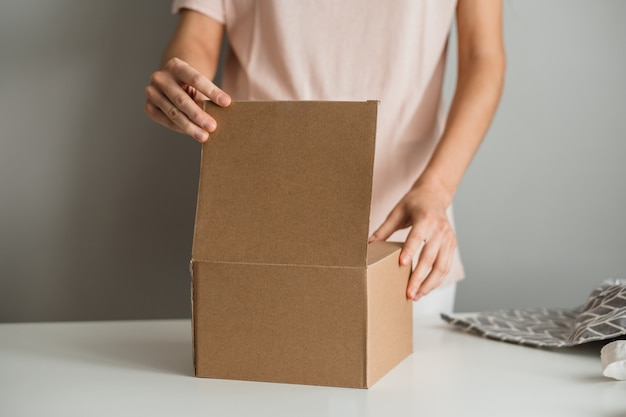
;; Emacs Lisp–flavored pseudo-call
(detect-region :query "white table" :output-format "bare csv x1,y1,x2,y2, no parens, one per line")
1,317,624,417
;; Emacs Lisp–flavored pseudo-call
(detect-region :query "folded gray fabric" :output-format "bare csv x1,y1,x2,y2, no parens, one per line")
441,279,626,348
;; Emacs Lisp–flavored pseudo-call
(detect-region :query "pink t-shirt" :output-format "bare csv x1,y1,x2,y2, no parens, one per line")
173,0,464,284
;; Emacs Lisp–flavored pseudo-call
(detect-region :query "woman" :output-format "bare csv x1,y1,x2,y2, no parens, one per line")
145,0,506,314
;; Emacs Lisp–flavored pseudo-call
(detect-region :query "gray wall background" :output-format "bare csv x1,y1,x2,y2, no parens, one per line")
1,1,624,322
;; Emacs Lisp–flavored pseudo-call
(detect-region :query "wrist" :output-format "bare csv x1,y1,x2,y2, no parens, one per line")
411,172,455,208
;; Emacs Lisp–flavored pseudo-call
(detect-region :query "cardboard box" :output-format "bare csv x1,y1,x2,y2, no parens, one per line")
190,100,412,388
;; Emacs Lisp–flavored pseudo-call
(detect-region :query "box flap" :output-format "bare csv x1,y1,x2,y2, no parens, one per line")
192,100,378,267
367,241,404,266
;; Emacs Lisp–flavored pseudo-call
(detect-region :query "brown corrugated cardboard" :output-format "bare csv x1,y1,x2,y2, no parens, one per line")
191,100,412,388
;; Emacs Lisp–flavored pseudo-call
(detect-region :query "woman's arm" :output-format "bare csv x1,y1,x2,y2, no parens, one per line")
370,0,506,301
145,9,231,142
421,0,506,202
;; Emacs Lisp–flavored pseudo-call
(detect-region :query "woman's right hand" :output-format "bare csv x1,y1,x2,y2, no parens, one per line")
145,57,231,142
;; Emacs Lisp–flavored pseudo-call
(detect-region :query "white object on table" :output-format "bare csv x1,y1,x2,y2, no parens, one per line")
601,340,626,380
1,317,624,417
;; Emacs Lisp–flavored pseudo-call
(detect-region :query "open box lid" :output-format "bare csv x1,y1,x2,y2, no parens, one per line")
192,100,378,267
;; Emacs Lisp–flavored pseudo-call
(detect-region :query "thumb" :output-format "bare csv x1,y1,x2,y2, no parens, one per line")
369,208,405,243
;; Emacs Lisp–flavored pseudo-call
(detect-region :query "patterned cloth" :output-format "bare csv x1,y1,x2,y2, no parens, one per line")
442,279,626,348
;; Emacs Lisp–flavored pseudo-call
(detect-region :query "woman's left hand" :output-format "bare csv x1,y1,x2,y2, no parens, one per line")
369,180,457,301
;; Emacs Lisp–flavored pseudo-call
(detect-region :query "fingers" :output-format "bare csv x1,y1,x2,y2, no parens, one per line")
145,100,180,132
163,57,231,107
370,205,456,300
145,57,232,142
406,229,456,301
148,70,215,142
398,222,429,267
371,184,457,301
368,206,409,244
145,84,210,141
418,233,456,295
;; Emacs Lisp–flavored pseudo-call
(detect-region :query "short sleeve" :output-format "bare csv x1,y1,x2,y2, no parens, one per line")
171,0,225,24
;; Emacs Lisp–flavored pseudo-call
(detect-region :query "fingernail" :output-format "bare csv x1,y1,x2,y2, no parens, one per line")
368,235,375,243
196,130,209,142
409,287,418,299
217,94,230,106
401,254,411,265
204,121,216,132
414,293,422,302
